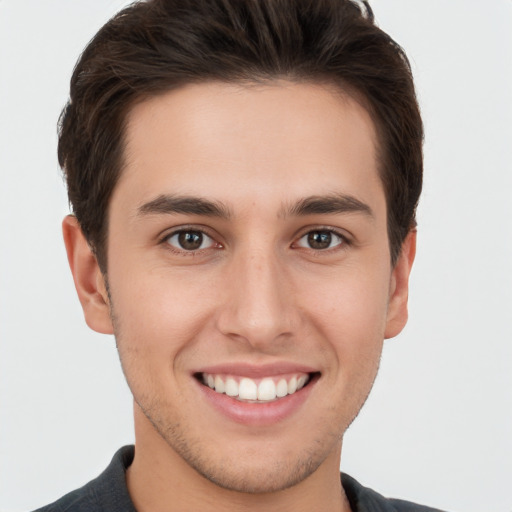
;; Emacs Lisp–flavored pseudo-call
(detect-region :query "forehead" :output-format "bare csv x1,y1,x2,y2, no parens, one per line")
115,81,383,215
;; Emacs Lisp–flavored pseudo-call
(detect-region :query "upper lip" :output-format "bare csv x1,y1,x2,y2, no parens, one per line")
194,362,319,378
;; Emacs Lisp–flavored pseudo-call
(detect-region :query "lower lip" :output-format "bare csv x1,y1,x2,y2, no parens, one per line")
196,375,318,426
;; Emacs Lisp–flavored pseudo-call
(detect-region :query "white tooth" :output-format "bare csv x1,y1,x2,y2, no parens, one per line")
238,378,258,400
288,376,297,394
225,377,239,397
276,379,288,397
258,378,277,401
207,374,215,388
214,375,225,393
297,375,307,390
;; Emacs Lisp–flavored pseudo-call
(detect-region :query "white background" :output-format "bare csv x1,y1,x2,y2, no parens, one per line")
1,1,511,511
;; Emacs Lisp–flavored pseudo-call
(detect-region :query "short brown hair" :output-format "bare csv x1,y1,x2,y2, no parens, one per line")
58,0,423,270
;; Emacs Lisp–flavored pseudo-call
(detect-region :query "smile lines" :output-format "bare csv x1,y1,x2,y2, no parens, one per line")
200,373,311,402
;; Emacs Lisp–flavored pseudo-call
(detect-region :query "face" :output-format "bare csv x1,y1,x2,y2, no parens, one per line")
67,81,414,494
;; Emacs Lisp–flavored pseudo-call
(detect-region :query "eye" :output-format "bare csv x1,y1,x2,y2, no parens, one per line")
165,229,216,251
295,229,345,250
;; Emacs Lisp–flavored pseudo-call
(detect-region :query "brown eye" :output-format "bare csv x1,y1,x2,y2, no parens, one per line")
166,230,214,251
296,230,344,250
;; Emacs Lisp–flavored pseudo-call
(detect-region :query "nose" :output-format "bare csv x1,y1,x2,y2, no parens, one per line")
216,247,299,351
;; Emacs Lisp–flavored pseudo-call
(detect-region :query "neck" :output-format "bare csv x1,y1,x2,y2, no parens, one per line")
126,407,352,512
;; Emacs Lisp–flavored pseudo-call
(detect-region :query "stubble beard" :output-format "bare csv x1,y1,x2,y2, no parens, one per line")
105,279,379,496
105,281,334,494
125,367,378,495
134,393,341,494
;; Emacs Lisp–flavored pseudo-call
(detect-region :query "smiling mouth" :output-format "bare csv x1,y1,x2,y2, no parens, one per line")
196,372,317,402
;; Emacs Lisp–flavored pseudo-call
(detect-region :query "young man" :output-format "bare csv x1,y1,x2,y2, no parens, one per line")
35,0,445,510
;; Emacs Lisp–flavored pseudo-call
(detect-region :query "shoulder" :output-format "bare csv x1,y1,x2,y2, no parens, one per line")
32,446,136,512
32,484,97,512
341,473,448,512
387,498,447,512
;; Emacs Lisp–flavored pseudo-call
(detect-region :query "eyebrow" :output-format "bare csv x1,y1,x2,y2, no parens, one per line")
283,193,374,219
137,195,231,219
136,193,373,220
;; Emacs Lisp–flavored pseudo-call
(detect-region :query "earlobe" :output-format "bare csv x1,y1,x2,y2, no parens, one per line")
62,215,114,335
384,230,417,339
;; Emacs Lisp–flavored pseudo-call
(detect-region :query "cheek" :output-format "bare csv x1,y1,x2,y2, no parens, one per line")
109,270,218,408
302,267,390,363
307,266,390,330
109,266,217,359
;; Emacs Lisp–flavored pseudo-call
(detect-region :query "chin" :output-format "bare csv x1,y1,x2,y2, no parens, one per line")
185,449,323,494
142,402,332,495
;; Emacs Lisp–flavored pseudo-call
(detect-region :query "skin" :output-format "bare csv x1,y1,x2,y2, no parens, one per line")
63,81,415,512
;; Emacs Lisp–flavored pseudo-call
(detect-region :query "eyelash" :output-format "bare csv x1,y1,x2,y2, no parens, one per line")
161,227,220,255
160,226,351,255
293,227,350,253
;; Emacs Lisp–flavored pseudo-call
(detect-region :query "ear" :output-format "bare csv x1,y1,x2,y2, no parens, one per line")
384,230,416,339
62,215,114,334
